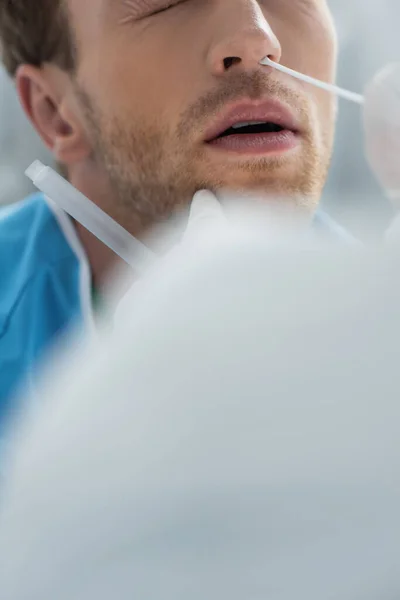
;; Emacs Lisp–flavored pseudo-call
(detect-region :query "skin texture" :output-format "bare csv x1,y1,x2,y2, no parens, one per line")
17,0,337,281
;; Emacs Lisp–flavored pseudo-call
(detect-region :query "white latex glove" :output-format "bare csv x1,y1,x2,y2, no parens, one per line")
182,189,228,243
364,62,400,204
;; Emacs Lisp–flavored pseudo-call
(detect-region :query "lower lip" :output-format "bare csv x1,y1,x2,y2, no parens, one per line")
207,130,299,155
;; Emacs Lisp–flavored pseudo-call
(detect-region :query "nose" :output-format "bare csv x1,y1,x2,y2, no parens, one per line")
207,0,282,77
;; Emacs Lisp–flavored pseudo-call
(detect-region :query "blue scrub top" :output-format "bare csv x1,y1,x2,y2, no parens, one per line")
0,193,93,429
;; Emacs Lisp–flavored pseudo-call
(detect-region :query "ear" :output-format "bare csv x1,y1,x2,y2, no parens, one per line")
16,64,92,165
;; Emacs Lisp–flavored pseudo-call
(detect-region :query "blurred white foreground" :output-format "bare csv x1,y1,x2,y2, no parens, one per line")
0,213,400,600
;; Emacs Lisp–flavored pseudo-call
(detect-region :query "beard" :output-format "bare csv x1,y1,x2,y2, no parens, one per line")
75,70,333,230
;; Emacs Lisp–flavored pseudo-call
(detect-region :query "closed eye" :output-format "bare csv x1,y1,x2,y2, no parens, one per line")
151,1,182,15
120,0,185,22
141,0,186,18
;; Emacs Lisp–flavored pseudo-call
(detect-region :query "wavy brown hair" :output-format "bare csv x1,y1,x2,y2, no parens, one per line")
0,0,76,76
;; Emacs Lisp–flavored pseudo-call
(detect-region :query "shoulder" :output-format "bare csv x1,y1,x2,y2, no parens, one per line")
0,194,91,412
0,194,81,337
0,192,73,265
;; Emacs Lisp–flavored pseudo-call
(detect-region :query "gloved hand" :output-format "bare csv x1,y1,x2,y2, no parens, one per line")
364,62,400,205
182,189,228,243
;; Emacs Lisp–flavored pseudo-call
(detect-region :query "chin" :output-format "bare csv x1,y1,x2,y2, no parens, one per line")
192,151,325,206
198,174,314,202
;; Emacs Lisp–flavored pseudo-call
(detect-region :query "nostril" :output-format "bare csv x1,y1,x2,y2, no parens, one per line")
223,56,241,70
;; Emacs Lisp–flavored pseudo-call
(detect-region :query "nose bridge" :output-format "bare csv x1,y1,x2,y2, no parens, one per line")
207,0,282,75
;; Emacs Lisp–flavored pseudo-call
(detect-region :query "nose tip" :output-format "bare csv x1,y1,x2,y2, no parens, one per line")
210,26,282,76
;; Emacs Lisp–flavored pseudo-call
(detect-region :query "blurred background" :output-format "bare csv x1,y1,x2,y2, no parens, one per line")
0,0,398,238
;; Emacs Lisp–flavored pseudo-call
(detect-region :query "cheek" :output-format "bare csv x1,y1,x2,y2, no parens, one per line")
276,7,337,82
314,91,337,147
78,32,194,133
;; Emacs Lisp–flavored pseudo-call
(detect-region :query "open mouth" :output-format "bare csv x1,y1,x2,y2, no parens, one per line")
214,121,286,140
203,100,300,154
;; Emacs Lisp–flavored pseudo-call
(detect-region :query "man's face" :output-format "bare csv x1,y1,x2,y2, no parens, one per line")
67,0,337,229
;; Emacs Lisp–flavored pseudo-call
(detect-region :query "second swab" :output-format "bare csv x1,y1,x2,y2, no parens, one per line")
260,56,364,106
26,161,155,273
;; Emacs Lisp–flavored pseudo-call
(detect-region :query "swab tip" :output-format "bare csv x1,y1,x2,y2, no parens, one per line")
260,56,273,67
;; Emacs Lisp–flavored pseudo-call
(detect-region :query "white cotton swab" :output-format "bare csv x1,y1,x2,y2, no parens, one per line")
260,56,365,106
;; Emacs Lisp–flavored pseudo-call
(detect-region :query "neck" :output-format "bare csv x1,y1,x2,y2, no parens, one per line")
73,220,122,290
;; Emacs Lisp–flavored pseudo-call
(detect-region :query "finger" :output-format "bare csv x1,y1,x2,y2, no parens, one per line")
184,190,227,240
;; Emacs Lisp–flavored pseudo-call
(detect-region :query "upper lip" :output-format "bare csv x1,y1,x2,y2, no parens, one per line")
204,98,300,142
